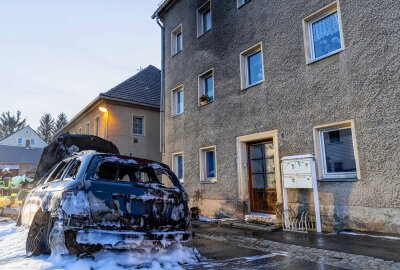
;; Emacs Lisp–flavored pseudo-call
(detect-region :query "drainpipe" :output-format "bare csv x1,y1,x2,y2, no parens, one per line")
156,16,165,157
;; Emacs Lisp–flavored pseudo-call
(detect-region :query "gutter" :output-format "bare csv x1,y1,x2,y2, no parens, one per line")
99,95,160,110
152,0,176,19
156,16,165,156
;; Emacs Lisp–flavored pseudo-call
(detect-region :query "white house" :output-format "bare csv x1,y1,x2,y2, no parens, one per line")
0,126,47,148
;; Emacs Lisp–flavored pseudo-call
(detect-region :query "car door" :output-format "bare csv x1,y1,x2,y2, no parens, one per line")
21,160,70,226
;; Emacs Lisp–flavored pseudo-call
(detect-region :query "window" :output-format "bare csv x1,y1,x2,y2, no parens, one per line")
171,24,183,55
172,86,184,116
197,1,212,37
86,122,90,135
198,69,214,106
237,0,251,8
200,146,217,182
47,161,69,182
17,137,22,145
64,160,81,181
133,116,144,136
240,43,264,89
78,127,82,134
30,139,35,146
303,2,344,63
95,116,100,136
315,122,359,180
172,153,184,182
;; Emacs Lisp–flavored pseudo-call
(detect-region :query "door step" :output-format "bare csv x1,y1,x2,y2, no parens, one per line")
245,213,276,224
222,221,282,232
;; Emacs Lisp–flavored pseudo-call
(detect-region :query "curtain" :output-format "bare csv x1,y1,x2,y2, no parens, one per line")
312,12,339,42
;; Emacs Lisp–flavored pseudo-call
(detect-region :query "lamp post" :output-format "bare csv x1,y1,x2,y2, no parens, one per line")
99,106,109,140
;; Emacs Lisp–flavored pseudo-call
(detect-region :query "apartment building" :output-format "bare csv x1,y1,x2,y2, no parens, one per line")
153,0,400,233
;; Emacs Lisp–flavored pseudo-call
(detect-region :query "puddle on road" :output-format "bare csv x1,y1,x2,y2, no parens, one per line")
186,253,287,270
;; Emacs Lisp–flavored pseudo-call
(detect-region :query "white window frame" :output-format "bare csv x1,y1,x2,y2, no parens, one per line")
237,0,251,8
199,146,217,183
172,152,184,183
30,138,35,146
95,116,100,136
171,85,184,116
198,68,215,106
313,120,360,181
303,1,345,64
171,24,183,56
240,42,264,90
17,137,22,145
197,0,212,38
132,115,145,136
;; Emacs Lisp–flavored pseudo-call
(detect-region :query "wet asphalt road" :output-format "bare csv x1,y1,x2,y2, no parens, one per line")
194,222,400,262
186,238,345,270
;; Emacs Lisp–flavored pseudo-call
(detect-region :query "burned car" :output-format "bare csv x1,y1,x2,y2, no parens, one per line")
19,151,192,256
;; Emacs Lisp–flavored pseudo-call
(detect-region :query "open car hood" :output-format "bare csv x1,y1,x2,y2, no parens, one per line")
34,133,119,181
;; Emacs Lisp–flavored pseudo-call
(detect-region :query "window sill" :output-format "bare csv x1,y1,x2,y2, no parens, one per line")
237,0,251,9
318,177,358,182
307,48,344,65
132,134,145,137
197,29,211,39
241,80,264,91
201,178,217,184
171,112,184,118
172,50,182,57
199,100,214,107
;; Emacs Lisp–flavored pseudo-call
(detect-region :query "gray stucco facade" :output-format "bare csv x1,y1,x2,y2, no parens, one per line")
156,0,400,233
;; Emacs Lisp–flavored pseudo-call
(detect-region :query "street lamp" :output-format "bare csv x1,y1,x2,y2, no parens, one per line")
99,106,109,140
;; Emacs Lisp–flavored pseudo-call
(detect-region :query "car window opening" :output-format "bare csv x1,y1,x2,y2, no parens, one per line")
64,160,81,181
88,156,177,189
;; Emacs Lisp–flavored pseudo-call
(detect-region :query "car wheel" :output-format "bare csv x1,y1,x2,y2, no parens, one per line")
26,210,52,256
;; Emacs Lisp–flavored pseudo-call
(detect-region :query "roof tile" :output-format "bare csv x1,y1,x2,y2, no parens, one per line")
0,145,43,164
100,65,161,108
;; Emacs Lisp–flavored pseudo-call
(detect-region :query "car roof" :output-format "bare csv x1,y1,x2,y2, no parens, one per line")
76,151,169,169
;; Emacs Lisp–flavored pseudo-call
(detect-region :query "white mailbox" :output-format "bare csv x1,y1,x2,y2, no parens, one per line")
282,155,314,189
281,154,321,233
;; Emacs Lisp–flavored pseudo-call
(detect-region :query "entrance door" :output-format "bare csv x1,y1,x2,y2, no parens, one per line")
248,140,277,214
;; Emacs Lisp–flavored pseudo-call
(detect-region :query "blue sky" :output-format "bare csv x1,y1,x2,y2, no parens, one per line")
0,0,161,129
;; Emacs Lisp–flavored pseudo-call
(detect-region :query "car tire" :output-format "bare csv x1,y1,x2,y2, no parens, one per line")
26,210,52,256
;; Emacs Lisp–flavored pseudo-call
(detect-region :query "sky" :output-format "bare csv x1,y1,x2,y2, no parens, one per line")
0,0,162,129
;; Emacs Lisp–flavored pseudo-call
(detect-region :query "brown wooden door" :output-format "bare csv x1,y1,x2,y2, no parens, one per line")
248,140,277,214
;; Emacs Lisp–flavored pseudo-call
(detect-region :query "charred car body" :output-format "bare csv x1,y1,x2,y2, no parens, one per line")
18,134,192,256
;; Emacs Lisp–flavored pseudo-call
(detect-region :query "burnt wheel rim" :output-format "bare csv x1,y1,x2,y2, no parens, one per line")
27,214,47,254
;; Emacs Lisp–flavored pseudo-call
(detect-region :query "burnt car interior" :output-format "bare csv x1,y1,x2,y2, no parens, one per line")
88,156,176,189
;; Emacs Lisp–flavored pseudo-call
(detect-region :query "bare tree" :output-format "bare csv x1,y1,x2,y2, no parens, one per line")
0,111,26,139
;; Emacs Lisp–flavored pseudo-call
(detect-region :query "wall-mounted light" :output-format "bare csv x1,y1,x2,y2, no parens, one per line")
99,106,109,140
99,106,108,113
